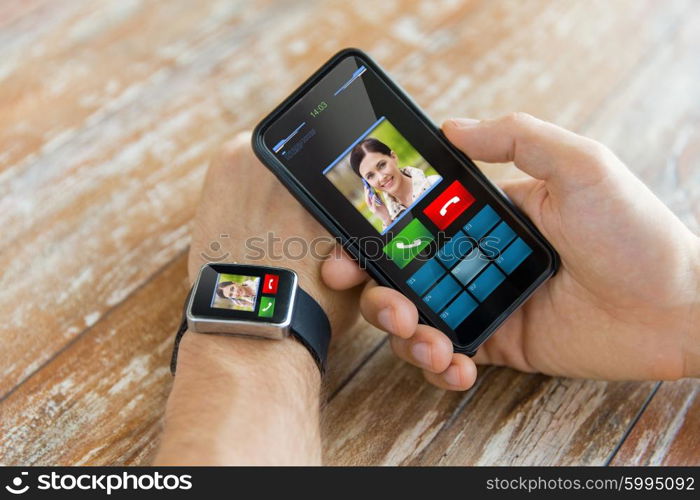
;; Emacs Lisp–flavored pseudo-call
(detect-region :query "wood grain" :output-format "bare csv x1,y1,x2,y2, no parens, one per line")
582,0,700,233
322,349,658,465
610,380,700,466
413,375,656,466
0,0,698,465
0,0,495,399
0,248,385,465
0,254,187,465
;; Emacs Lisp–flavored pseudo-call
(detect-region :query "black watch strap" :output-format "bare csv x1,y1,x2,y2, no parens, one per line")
170,288,192,375
170,286,329,375
290,287,330,372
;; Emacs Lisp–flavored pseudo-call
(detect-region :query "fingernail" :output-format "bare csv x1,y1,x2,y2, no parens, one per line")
377,308,395,334
443,365,463,387
410,342,431,367
446,118,479,129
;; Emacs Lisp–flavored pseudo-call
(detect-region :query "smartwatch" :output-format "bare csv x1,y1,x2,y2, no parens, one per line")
170,263,330,374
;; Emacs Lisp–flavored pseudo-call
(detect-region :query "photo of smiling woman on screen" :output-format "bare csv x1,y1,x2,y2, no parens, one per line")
324,118,441,233
350,137,440,230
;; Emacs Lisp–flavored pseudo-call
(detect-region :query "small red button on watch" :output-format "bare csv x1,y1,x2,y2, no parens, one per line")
423,181,475,230
262,274,279,294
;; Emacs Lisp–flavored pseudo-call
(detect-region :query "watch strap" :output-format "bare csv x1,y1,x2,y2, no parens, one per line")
170,285,330,375
291,287,330,372
170,287,192,375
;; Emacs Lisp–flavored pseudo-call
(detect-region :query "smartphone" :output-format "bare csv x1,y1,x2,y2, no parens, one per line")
362,178,383,206
252,49,559,355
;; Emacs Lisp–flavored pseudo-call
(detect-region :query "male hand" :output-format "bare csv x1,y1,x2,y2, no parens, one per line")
187,133,360,335
322,113,700,390
158,134,363,465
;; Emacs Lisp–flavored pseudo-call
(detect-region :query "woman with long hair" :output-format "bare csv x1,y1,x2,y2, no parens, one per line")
350,137,439,230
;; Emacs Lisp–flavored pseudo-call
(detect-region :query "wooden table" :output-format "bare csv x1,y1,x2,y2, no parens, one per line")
1,0,698,465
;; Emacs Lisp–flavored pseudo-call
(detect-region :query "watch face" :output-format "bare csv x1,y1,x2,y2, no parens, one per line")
190,263,296,326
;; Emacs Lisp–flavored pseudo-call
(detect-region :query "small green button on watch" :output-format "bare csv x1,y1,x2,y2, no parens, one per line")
258,296,275,318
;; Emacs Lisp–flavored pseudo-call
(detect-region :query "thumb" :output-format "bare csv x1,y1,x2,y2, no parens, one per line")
442,113,615,193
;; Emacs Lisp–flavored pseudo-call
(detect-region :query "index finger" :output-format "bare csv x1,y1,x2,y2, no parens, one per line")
321,243,370,290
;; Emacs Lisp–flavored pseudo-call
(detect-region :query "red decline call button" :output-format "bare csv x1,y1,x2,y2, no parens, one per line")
423,180,475,230
262,274,279,294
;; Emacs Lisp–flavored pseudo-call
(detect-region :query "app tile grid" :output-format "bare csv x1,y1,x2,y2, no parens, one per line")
407,204,533,329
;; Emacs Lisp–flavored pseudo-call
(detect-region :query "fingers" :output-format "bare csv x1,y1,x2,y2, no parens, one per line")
321,244,369,290
389,324,454,373
360,285,418,339
364,289,477,389
324,244,479,390
423,353,478,391
442,113,617,192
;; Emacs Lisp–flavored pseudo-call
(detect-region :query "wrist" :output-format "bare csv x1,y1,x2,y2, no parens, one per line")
176,330,321,385
157,331,322,465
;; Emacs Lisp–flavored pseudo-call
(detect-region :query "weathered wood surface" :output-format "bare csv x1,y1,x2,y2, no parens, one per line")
610,380,700,466
1,0,698,465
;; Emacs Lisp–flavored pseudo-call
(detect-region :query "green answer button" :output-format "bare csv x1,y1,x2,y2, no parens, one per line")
258,296,275,318
383,218,434,269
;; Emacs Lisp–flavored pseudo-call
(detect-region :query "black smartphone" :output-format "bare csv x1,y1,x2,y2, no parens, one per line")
252,48,559,355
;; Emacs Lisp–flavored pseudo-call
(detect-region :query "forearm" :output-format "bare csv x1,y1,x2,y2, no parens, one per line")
153,332,321,465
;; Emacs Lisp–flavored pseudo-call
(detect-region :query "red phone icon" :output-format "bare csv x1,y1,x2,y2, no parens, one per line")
439,196,460,216
423,181,475,230
263,274,279,294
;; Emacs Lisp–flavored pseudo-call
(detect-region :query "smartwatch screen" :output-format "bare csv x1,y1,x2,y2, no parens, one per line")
211,273,261,312
191,264,296,325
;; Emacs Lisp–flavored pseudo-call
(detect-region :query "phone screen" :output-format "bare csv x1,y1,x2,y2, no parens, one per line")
257,51,557,351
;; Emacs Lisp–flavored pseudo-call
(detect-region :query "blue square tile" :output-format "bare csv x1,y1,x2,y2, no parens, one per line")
467,264,506,302
451,247,489,286
406,257,446,296
423,274,461,313
463,205,500,239
436,231,474,269
496,237,533,274
440,292,478,329
480,221,516,258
